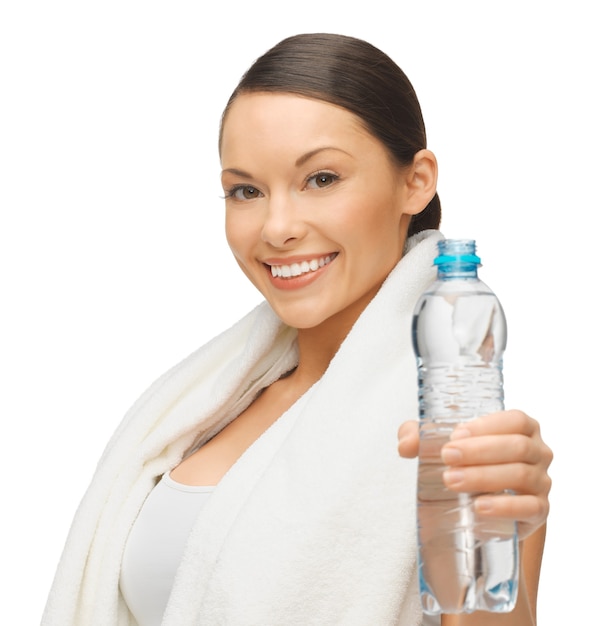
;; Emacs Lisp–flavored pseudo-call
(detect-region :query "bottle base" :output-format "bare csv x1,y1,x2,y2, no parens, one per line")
420,578,518,615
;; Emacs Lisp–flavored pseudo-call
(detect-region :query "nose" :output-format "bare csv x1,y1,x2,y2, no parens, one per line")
260,192,307,248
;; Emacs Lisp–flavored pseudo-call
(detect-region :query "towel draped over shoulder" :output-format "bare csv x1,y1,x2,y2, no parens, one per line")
42,230,443,626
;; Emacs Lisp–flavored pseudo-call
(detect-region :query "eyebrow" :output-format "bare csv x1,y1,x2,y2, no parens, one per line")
221,146,351,179
221,167,252,178
295,146,351,167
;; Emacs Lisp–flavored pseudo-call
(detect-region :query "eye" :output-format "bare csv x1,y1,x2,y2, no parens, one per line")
305,171,339,189
225,185,264,201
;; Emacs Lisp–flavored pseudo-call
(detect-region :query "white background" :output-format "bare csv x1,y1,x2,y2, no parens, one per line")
1,2,596,624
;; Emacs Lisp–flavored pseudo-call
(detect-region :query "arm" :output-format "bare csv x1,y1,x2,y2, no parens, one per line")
398,410,552,626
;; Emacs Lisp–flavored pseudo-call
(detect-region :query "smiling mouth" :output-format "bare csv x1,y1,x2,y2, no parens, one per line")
268,253,338,278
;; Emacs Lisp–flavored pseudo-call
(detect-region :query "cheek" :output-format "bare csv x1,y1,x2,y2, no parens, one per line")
224,221,238,256
350,195,405,265
224,218,263,289
345,192,402,240
224,211,251,259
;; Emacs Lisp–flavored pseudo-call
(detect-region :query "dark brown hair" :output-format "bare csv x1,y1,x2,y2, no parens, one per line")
220,33,441,236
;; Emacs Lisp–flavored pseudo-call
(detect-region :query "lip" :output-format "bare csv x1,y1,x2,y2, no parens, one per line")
263,252,338,290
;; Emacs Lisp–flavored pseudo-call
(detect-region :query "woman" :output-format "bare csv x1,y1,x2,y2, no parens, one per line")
42,33,552,626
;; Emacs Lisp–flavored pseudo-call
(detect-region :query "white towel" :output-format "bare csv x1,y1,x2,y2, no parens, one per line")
42,229,443,626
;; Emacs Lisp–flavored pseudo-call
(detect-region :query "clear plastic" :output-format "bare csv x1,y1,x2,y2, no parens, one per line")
412,239,518,615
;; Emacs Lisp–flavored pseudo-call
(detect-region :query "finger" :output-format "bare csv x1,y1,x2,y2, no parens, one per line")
450,409,539,439
474,493,550,524
441,433,542,467
474,493,550,540
443,461,552,497
397,420,419,458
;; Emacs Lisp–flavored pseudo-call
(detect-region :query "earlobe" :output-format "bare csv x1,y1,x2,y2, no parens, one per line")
405,149,438,215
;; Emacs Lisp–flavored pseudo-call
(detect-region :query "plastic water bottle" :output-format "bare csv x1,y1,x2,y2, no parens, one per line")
411,239,518,615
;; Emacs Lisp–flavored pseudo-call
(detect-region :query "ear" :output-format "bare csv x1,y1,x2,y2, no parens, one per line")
403,149,438,216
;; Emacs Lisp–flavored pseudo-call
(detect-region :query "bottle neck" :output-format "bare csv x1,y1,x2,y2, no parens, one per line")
434,240,481,279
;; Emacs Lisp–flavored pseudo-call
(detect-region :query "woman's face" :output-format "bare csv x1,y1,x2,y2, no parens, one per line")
221,92,417,332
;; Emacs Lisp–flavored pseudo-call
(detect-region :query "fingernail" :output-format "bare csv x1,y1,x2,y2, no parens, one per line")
475,498,493,513
441,447,462,464
451,427,471,441
443,469,464,486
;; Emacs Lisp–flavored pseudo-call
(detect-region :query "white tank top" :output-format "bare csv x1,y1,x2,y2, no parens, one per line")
119,472,214,626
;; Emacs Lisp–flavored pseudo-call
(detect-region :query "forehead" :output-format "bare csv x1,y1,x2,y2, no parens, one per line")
220,92,372,161
223,91,358,125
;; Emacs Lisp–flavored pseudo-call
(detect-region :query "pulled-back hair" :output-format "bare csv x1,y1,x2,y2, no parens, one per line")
220,33,441,236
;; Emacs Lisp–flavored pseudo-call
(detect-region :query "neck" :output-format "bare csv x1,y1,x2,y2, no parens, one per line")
293,329,344,384
291,285,377,385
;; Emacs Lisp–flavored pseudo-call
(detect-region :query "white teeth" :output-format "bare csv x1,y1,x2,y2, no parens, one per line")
270,254,335,278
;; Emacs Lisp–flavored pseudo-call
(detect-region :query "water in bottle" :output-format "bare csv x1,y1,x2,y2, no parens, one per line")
412,239,518,615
